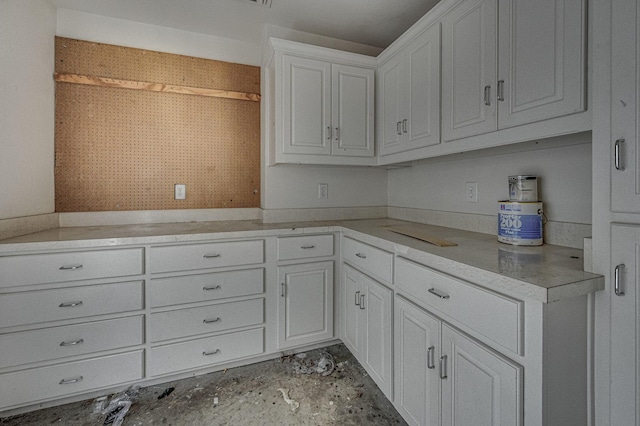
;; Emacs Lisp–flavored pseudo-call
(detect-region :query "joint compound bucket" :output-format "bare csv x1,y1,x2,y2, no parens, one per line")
509,175,538,202
498,201,543,246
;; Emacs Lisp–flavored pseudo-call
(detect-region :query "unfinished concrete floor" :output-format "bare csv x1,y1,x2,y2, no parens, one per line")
0,344,407,425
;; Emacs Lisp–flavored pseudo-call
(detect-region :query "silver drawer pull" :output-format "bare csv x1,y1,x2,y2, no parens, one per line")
301,245,315,249
427,346,435,369
355,290,361,306
60,338,84,347
59,265,83,271
203,253,221,259
203,285,222,291
428,288,450,300
615,139,625,171
614,264,626,296
203,317,221,324
355,253,366,259
59,376,83,385
203,349,220,356
359,294,365,310
59,301,83,308
439,355,448,379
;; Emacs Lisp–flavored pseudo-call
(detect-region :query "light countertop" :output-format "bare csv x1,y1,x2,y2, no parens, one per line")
0,218,604,303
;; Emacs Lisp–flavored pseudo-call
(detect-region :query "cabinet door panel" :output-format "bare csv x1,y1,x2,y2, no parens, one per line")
332,65,375,157
611,0,640,213
342,265,363,357
282,55,332,155
363,276,393,398
441,324,522,426
379,55,404,155
394,297,441,426
497,0,586,128
278,261,333,349
442,0,498,142
610,224,640,425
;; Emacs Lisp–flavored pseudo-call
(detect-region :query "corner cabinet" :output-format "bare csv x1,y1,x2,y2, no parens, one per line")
441,0,587,141
267,38,376,166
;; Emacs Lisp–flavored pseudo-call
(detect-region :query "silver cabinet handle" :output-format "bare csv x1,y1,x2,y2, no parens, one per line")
203,285,221,291
59,376,83,385
615,139,625,171
60,338,84,347
203,253,221,259
402,119,408,133
427,346,435,369
59,301,83,308
359,294,365,310
327,126,332,140
439,355,448,379
203,317,221,324
203,349,220,356
281,282,286,297
59,265,83,271
335,127,340,141
301,245,315,249
355,253,366,259
396,121,402,136
355,290,361,306
484,85,491,106
614,264,625,296
428,288,450,300
497,80,505,101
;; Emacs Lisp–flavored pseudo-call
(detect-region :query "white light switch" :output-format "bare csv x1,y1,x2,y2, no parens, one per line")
174,184,186,200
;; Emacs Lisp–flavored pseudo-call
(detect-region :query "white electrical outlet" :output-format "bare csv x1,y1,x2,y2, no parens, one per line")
318,183,328,199
465,182,478,203
174,184,186,200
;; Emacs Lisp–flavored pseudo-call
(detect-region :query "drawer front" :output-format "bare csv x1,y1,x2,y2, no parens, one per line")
342,237,393,283
0,316,144,369
0,281,144,328
150,240,264,273
148,328,264,376
0,248,144,289
150,268,264,308
0,350,143,410
149,298,264,342
277,235,334,261
396,257,523,355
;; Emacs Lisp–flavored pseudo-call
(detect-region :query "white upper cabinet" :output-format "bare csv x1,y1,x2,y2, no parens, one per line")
442,0,586,142
268,39,376,166
441,0,498,142
379,23,441,161
611,0,640,213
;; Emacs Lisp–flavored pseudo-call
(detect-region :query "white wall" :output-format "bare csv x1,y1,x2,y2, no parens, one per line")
0,0,56,220
388,137,592,224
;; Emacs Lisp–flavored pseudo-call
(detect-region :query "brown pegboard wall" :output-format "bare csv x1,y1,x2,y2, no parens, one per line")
55,38,260,212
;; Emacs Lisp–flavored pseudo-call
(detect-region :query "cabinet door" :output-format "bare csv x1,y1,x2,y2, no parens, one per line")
331,64,375,157
497,0,586,129
277,261,333,349
611,0,640,213
362,275,393,398
441,324,522,426
378,54,405,155
441,0,498,142
406,23,441,150
342,264,363,357
394,297,441,426
281,55,332,156
610,224,640,425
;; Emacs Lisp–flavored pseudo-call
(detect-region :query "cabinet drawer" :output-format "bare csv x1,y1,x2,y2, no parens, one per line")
396,257,523,355
0,281,144,328
342,237,393,283
0,350,143,410
150,268,264,308
149,298,264,342
0,248,144,289
277,235,334,260
150,240,264,273
147,328,264,376
0,316,144,369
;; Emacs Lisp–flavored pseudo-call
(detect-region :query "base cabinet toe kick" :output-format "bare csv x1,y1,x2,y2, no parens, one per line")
0,225,601,425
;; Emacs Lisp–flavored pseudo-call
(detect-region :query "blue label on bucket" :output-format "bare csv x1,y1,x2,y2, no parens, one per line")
498,213,542,239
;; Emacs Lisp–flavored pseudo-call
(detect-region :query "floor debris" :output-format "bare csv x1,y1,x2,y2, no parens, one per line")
277,388,300,411
157,387,175,400
290,351,336,376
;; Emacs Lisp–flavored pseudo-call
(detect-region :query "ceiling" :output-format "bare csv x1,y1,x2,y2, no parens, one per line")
51,0,441,49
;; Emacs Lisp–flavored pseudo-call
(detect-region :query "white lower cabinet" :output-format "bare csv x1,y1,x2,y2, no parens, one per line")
342,264,393,399
277,261,334,349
